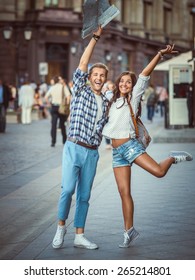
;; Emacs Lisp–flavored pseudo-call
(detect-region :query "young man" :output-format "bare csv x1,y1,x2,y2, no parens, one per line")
45,76,71,147
52,26,109,250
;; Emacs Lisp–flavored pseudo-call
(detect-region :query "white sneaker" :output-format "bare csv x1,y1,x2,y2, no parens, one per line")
74,234,98,250
169,151,193,164
52,225,67,249
119,227,140,248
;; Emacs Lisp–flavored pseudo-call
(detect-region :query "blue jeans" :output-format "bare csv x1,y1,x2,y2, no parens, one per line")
147,105,155,121
58,141,99,228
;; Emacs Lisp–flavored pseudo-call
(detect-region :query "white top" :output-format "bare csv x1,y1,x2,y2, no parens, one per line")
102,74,150,139
45,83,70,105
18,85,35,108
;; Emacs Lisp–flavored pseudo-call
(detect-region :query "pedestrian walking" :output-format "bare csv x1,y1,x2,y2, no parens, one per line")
45,76,71,147
0,79,11,132
146,84,158,122
18,80,35,124
156,86,168,117
186,83,194,128
102,44,193,248
52,26,109,250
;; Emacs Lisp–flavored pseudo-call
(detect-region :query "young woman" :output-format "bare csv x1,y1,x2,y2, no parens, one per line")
102,45,193,248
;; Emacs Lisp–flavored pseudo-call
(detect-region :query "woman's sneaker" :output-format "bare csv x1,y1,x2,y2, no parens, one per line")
119,227,140,248
169,151,193,164
52,225,67,249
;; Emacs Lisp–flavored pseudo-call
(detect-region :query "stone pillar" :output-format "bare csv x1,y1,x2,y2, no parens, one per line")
73,0,82,12
171,0,183,35
131,0,143,25
58,0,65,8
171,0,189,47
114,0,122,22
36,0,45,10
130,0,144,36
123,0,131,24
151,0,164,41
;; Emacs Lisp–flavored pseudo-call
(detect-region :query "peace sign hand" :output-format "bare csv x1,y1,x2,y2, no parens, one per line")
160,44,179,56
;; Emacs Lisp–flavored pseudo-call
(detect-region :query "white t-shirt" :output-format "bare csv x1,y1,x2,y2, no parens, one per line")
45,83,70,105
93,93,103,134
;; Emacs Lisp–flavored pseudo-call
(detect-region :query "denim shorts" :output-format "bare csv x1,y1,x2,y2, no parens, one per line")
112,138,146,168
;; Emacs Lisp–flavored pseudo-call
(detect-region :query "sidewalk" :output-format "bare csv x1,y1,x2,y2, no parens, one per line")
0,115,195,260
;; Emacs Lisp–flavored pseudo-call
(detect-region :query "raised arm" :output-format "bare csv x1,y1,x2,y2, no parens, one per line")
78,26,103,72
141,44,178,76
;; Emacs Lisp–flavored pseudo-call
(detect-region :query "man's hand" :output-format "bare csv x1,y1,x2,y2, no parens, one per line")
93,26,102,37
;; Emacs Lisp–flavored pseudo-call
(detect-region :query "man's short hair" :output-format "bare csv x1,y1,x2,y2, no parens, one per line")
53,76,59,84
88,63,109,78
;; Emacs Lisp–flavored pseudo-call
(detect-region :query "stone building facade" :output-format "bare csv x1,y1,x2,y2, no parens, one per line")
0,0,194,87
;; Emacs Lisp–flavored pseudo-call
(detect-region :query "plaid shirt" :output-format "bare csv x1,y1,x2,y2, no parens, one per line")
68,68,109,146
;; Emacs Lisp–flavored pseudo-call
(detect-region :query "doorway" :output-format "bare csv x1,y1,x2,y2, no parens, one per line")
46,43,69,84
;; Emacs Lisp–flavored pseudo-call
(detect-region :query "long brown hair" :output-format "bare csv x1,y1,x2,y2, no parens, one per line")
107,71,137,114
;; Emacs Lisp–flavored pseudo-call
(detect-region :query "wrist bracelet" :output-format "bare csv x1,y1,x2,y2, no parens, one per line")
93,34,100,42
158,51,164,60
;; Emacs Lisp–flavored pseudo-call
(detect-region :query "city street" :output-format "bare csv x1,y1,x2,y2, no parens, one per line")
0,114,195,260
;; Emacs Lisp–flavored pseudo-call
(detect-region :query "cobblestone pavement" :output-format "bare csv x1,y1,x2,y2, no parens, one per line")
0,119,63,179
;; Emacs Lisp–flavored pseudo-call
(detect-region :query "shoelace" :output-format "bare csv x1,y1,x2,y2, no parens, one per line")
81,235,91,245
176,155,186,163
123,231,130,244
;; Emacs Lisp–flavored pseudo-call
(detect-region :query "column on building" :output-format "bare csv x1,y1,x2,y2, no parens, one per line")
115,0,123,23
171,0,189,47
72,0,83,12
123,0,131,25
58,0,82,11
123,0,144,37
144,1,153,34
151,0,164,41
35,0,45,9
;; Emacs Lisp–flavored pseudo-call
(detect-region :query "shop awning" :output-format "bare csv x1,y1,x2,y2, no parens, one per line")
154,51,194,71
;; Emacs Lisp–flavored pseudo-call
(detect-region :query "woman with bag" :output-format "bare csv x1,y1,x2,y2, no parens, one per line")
102,44,193,248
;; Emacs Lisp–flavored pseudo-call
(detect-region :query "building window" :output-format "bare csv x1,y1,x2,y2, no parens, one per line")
45,0,59,7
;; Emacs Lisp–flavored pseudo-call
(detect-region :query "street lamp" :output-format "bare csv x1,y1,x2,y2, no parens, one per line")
117,53,123,62
3,26,13,40
105,51,112,62
3,25,32,41
70,43,77,55
24,27,33,41
2,25,32,90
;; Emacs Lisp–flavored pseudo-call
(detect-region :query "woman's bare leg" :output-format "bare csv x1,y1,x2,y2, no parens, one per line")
134,152,174,178
113,166,134,230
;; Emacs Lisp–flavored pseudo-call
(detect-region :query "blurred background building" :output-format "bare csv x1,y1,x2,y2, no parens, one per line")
0,0,194,88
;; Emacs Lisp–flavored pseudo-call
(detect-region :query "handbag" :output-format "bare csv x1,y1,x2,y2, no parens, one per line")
58,86,70,116
129,103,151,148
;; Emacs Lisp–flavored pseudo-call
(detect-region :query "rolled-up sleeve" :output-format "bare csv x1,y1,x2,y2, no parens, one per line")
72,68,88,96
131,74,150,114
